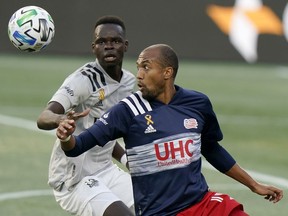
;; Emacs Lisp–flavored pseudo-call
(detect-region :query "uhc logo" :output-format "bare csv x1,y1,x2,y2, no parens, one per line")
153,135,201,169
155,139,194,161
127,133,201,176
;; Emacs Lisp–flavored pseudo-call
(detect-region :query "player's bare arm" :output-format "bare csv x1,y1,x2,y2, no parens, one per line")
225,164,283,203
38,101,90,130
37,102,66,130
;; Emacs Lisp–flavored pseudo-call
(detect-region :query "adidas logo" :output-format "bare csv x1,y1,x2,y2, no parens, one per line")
144,125,157,134
94,100,103,107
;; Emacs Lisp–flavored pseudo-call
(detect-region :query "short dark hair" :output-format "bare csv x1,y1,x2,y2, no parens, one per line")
158,44,179,78
95,15,126,34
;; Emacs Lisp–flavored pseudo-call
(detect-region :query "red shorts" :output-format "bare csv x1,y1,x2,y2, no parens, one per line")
177,191,249,216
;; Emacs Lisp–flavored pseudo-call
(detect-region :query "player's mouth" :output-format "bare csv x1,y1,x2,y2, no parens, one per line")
138,83,144,91
104,55,117,62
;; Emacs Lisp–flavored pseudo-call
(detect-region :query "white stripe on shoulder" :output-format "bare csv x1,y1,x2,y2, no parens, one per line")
135,91,152,111
122,98,139,116
130,94,145,114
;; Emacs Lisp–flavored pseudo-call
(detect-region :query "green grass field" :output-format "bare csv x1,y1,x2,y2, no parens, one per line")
0,54,287,215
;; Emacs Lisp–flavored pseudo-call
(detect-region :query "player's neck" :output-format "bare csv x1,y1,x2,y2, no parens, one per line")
157,85,176,104
105,66,123,82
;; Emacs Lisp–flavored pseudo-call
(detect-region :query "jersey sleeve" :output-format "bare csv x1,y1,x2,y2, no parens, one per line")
201,141,236,173
64,102,132,157
201,97,223,142
49,71,92,112
200,95,236,173
89,102,132,145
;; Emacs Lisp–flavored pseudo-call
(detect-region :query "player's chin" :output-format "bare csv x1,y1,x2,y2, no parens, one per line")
140,90,152,100
103,59,119,67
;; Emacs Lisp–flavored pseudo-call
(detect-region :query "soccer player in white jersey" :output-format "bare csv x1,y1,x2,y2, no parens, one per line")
56,44,283,216
37,16,135,216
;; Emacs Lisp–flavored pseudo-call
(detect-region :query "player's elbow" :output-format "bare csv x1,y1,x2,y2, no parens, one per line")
36,117,56,130
37,121,47,130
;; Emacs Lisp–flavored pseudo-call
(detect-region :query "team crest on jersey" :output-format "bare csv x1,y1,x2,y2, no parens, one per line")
99,88,105,100
184,118,198,129
144,114,156,134
94,88,105,107
85,178,99,188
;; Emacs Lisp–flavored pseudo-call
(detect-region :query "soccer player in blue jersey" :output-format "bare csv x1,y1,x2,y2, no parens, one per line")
37,16,135,216
56,44,283,216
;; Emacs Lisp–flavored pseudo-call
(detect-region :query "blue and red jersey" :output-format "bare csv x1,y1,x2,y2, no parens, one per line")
66,85,236,216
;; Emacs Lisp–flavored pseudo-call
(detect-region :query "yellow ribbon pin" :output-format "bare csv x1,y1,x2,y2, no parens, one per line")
145,115,154,125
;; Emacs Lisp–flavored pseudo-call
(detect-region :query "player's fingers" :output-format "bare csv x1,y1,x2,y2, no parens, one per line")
59,119,75,131
265,194,277,202
264,187,283,203
57,124,68,134
57,124,73,139
270,186,283,203
56,126,67,139
272,190,284,203
72,108,90,120
66,110,76,119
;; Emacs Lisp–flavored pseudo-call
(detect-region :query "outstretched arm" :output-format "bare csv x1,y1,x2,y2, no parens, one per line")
225,163,283,203
56,109,90,151
37,101,88,130
202,141,283,203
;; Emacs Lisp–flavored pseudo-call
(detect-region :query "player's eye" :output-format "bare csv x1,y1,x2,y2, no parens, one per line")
143,64,150,70
113,39,123,44
95,39,105,45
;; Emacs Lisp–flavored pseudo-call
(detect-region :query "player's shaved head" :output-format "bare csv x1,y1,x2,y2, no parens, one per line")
143,44,179,78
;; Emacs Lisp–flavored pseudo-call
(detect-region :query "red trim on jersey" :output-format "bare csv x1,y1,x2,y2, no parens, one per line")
177,191,249,216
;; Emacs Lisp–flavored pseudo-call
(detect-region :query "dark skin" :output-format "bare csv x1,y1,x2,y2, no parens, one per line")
37,23,134,216
92,23,128,82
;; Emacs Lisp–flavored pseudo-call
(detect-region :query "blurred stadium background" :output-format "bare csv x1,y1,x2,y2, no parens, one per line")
0,0,287,215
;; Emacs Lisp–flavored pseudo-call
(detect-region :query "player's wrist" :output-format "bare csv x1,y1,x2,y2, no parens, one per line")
59,135,71,142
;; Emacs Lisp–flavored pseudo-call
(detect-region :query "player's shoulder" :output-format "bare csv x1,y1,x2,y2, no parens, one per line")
120,91,152,116
80,61,102,74
65,61,94,78
72,61,106,76
74,61,112,88
177,86,212,110
181,86,209,100
122,68,134,77
122,68,136,81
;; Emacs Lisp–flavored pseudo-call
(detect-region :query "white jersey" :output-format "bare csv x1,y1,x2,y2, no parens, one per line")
48,59,135,191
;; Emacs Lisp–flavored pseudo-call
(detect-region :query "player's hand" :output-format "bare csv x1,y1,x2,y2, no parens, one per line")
66,108,90,121
252,183,283,203
56,119,76,140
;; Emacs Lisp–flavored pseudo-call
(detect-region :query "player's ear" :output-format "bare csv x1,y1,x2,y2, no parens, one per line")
163,67,173,80
124,40,129,52
91,42,96,54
